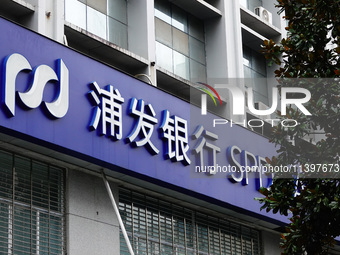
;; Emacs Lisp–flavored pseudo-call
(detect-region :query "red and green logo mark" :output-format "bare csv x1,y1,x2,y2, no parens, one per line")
197,82,222,115
197,82,222,107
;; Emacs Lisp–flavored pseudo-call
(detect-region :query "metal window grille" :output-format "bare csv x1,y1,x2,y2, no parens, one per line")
0,150,65,255
119,188,261,255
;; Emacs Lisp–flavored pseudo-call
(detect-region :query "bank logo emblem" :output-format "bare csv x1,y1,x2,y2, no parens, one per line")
2,53,69,118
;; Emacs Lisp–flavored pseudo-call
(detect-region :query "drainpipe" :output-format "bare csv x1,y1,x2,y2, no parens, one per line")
102,171,135,255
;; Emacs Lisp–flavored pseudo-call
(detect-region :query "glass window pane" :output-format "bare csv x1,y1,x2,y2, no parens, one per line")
253,71,266,79
50,215,64,254
253,75,267,95
65,0,86,30
190,60,207,83
119,188,262,255
108,0,127,24
189,37,205,64
155,0,171,24
148,241,160,254
251,76,268,104
173,28,189,56
172,5,188,32
13,206,33,254
0,203,8,254
161,245,173,254
197,224,209,253
14,156,31,204
244,65,252,79
154,1,206,83
87,6,107,39
156,42,173,72
0,150,64,254
87,0,107,14
253,91,269,105
174,51,189,80
243,57,250,67
240,0,248,8
0,151,13,199
39,212,50,254
155,18,172,47
32,161,49,209
243,45,252,67
189,15,204,41
243,45,268,103
252,51,267,75
108,17,128,49
249,0,263,12
50,166,63,212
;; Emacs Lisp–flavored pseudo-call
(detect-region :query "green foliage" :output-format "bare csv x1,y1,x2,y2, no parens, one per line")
257,0,340,254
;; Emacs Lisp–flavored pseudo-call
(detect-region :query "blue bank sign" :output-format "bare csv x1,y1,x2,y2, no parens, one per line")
0,18,285,224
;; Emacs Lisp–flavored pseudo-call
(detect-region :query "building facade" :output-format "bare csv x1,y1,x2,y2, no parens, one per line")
0,0,336,255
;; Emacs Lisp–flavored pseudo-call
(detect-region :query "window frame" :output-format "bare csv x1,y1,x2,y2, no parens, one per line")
0,150,66,255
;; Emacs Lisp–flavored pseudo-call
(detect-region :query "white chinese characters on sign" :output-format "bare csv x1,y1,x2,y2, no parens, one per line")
87,82,190,164
160,110,191,165
126,98,159,155
86,82,272,190
192,125,220,175
88,82,124,140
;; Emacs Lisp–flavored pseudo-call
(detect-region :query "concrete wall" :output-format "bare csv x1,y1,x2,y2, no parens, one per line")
24,0,64,42
67,170,120,255
262,230,282,254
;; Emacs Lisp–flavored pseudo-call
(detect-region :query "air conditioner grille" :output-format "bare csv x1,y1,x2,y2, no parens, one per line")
254,7,272,24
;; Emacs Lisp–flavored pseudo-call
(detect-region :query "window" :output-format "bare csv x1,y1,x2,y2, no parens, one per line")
119,188,262,255
239,0,249,8
65,0,128,49
243,45,269,105
0,150,65,254
155,0,207,83
240,0,263,12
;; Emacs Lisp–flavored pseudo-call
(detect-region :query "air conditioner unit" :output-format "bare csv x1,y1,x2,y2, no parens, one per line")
254,7,272,24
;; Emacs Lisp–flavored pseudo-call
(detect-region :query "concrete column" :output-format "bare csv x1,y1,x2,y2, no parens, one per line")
66,170,120,255
23,0,64,42
128,0,156,85
262,231,282,254
224,0,244,79
146,0,157,86
205,0,244,120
